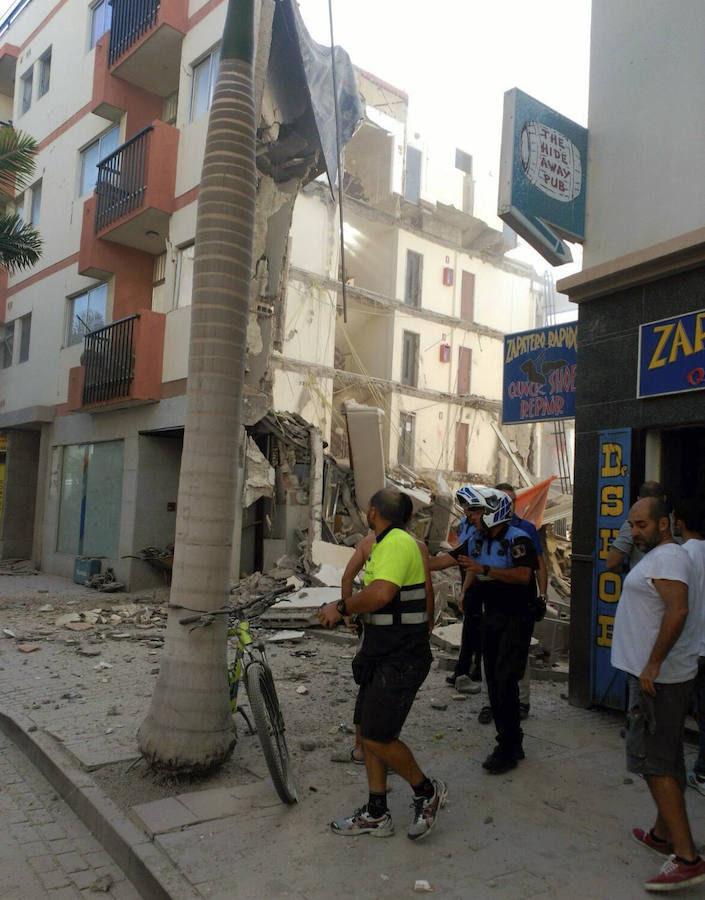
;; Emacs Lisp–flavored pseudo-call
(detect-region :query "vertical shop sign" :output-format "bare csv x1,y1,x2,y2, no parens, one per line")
591,429,631,709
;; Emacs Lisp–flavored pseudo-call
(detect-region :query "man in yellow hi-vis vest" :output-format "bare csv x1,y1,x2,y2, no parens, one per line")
318,488,447,841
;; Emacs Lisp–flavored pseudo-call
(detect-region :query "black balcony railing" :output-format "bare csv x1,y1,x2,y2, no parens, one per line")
95,126,152,232
108,0,161,67
82,315,138,405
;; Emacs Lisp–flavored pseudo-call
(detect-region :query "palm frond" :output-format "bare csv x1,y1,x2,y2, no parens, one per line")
0,213,42,273
0,127,38,197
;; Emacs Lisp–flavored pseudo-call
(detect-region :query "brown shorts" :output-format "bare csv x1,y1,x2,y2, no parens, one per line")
626,674,693,784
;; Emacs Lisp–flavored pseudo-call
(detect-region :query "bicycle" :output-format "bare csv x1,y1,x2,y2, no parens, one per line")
174,604,298,805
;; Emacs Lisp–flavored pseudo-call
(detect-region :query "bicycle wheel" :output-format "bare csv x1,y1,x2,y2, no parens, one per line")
245,661,298,804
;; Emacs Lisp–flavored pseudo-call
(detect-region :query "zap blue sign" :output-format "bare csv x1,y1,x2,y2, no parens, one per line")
502,323,577,424
498,88,588,266
638,309,705,398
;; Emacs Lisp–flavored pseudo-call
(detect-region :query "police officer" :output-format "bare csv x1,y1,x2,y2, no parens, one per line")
459,488,538,774
318,488,447,840
428,485,486,691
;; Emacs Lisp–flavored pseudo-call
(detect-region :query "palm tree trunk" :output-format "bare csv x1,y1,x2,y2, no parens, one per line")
138,0,256,772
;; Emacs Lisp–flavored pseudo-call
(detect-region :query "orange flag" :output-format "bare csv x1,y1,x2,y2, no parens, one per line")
514,476,556,528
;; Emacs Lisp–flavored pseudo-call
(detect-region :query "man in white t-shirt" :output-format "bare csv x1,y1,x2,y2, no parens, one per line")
611,496,705,892
671,499,705,796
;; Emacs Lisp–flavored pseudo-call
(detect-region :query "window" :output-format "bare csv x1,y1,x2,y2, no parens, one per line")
460,271,475,321
67,283,108,346
404,146,422,204
57,441,124,558
18,314,31,363
454,423,469,473
190,48,220,122
20,68,32,114
28,179,41,225
401,330,419,387
398,412,415,467
90,0,113,48
404,250,423,307
1,321,14,368
15,180,41,226
457,346,472,395
79,124,119,197
173,243,195,308
37,49,51,98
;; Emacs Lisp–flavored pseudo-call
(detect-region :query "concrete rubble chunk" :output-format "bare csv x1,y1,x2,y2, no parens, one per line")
266,630,306,643
260,586,340,627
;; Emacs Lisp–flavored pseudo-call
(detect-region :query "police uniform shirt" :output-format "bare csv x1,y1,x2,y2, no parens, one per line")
468,524,538,613
361,526,428,657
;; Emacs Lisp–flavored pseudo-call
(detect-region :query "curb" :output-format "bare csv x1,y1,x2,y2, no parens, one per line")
0,707,198,900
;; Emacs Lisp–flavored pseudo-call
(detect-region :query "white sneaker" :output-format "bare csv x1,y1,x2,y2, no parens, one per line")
330,805,394,837
407,778,448,841
687,769,705,797
454,675,481,694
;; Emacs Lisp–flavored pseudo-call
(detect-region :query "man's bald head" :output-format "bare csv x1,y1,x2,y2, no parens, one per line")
629,496,672,554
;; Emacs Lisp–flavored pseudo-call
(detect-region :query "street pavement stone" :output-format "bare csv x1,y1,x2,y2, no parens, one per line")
0,733,139,899
6,572,705,898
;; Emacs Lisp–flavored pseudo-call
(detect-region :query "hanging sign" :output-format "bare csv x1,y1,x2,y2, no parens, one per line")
590,429,631,710
638,309,705,398
498,88,588,266
502,323,577,424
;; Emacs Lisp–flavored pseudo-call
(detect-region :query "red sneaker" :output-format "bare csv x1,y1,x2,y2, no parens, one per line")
644,855,705,892
632,827,673,857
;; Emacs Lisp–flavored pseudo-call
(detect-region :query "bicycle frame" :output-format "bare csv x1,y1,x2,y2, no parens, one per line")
227,619,264,713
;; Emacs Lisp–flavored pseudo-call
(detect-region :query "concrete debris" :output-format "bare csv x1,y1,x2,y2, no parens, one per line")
296,685,309,695
2,628,17,638
430,623,463,652
310,563,344,587
260,587,340,628
414,880,435,892
0,558,38,575
86,568,124,593
266,630,306,643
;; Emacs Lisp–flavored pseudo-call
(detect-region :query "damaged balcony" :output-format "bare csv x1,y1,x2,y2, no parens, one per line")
67,310,165,412
107,0,187,97
93,122,177,254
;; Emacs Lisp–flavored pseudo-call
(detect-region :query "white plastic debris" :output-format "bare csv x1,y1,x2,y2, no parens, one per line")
414,881,434,893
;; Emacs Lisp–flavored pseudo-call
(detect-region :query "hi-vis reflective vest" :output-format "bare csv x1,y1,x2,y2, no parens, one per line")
361,526,428,631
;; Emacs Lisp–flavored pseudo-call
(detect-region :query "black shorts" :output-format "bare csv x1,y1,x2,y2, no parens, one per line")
353,649,431,743
626,674,693,783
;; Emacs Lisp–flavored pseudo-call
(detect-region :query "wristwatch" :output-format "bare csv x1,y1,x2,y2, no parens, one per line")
483,564,491,576
336,598,347,616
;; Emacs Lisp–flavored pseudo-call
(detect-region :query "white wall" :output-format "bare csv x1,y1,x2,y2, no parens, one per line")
585,0,705,266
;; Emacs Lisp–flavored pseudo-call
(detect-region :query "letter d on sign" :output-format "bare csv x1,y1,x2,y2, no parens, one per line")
600,443,623,477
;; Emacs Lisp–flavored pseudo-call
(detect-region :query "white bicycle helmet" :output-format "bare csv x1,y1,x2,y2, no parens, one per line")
478,488,513,530
456,484,487,510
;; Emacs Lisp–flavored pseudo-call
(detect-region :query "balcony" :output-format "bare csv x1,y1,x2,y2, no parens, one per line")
67,310,165,412
107,0,187,97
92,121,178,253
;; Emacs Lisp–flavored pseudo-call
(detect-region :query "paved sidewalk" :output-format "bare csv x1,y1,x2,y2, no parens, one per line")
3,572,705,898
0,731,138,899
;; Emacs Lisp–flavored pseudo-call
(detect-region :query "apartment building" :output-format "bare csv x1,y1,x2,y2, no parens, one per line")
274,70,547,491
0,0,361,585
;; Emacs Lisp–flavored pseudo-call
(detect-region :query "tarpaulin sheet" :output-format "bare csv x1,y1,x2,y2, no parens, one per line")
280,0,364,187
515,476,556,529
